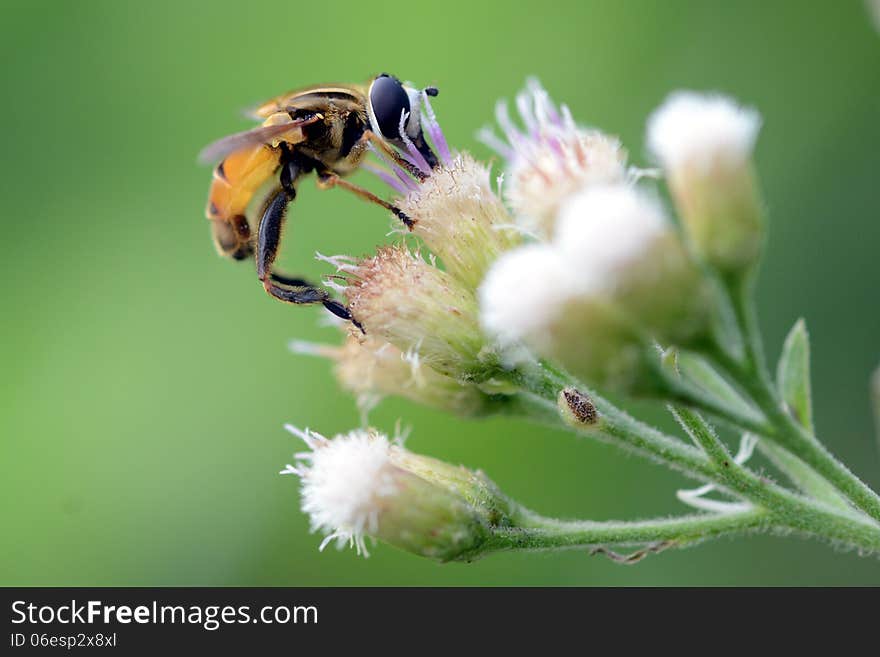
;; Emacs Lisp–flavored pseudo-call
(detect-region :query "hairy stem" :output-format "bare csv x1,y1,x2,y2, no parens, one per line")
475,508,771,560
482,391,559,423
472,498,880,560
498,359,880,556
650,359,771,435
505,362,717,483
711,272,880,523
758,441,852,512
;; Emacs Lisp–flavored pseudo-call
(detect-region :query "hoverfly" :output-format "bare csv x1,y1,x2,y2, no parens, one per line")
199,74,440,321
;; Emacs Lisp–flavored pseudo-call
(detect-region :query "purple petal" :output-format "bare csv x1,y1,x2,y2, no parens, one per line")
476,127,512,159
361,163,410,195
367,143,419,191
421,91,452,164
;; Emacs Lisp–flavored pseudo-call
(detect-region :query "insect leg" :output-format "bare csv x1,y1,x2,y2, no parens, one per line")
255,164,360,325
316,171,414,229
264,274,357,323
256,187,291,282
268,272,315,287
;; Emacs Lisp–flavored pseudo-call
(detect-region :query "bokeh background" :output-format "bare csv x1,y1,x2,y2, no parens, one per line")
2,0,879,586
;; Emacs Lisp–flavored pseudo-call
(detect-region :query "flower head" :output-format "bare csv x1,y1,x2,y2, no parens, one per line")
480,184,707,391
396,152,519,289
556,186,706,339
480,78,628,239
291,331,497,417
647,92,760,174
647,91,764,272
478,243,575,351
283,426,505,559
321,246,496,380
364,91,518,290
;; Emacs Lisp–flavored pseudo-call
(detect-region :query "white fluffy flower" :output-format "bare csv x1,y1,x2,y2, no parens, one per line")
362,90,518,290
283,426,394,556
283,425,498,559
479,78,628,239
646,91,761,174
478,184,707,390
646,92,764,272
320,246,493,380
478,243,573,350
555,186,668,296
397,152,519,289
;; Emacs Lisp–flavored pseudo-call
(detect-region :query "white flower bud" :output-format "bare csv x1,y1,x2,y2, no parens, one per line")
478,243,575,351
647,91,763,273
323,247,495,380
479,185,707,391
479,241,640,389
283,426,508,560
556,186,706,340
397,152,520,290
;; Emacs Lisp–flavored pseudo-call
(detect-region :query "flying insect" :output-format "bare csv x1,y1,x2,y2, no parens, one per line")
199,74,440,320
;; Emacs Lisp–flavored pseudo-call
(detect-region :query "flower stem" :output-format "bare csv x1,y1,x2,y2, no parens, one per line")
711,272,880,523
474,495,880,563
474,464,880,560
670,405,734,467
757,441,852,512
477,508,771,559
651,361,771,434
482,391,559,423
498,359,880,557
505,361,717,483
476,500,880,560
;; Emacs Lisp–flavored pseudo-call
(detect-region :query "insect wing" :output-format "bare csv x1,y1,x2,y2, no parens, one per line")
198,115,319,165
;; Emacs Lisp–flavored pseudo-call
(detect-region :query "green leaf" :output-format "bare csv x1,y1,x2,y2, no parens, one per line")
677,351,760,421
758,442,850,512
776,318,814,433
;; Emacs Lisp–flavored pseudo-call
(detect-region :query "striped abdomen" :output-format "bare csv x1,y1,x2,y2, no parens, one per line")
205,144,280,260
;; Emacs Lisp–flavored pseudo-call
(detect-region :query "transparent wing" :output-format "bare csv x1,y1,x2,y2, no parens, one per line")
198,115,319,165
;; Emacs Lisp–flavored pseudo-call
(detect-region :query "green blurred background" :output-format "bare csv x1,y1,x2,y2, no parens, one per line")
1,0,879,586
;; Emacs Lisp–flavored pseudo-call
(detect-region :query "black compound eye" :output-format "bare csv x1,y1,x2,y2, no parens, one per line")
370,74,410,139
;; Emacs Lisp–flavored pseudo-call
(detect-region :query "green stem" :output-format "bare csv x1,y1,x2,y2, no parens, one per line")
656,346,850,510
670,405,735,467
506,362,717,483
660,409,878,552
496,360,880,556
482,391,558,423
757,441,852,512
649,357,771,435
473,498,880,559
477,508,771,559
712,273,880,523
487,329,880,556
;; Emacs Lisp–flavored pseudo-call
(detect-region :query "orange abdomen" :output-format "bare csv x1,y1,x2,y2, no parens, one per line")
206,144,280,222
206,145,281,258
